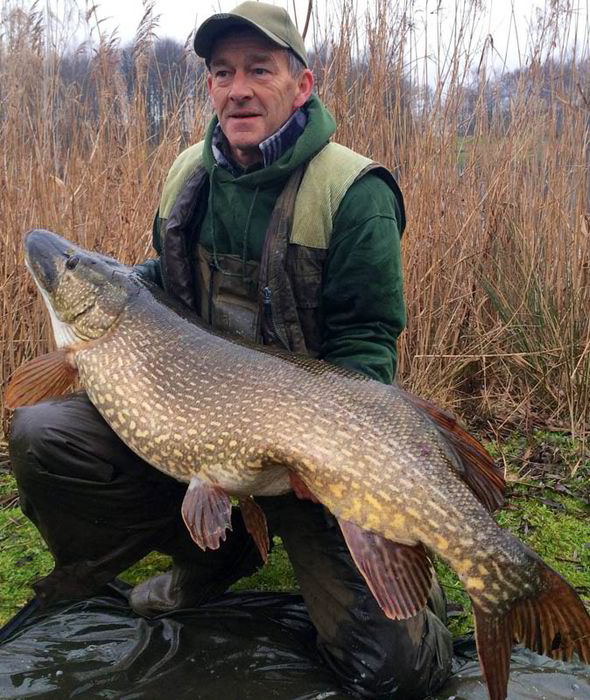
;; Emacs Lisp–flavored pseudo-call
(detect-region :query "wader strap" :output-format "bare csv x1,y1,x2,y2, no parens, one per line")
258,165,307,352
161,166,209,311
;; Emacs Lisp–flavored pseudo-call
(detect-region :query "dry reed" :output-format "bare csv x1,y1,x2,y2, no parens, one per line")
1,0,589,443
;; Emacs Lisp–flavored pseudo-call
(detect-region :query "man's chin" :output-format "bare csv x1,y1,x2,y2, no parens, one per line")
226,135,264,164
230,137,260,150
226,130,262,148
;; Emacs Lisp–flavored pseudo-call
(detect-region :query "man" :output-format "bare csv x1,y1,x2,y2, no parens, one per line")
9,3,452,697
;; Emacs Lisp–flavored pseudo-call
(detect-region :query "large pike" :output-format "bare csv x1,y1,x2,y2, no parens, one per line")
6,230,590,700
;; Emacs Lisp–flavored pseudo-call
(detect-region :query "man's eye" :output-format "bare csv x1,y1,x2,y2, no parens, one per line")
215,70,228,79
254,68,268,75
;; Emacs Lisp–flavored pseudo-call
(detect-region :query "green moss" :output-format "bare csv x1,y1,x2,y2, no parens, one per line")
497,487,590,593
433,558,472,637
118,537,297,595
231,537,298,593
0,507,53,625
0,472,17,497
118,552,174,587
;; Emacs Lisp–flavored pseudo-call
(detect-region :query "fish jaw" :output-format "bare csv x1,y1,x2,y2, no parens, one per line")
24,229,134,345
25,235,83,348
24,229,74,294
35,282,80,348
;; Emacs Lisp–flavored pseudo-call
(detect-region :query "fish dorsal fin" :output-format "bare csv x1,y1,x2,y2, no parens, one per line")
181,476,232,551
338,518,433,620
4,349,78,409
401,390,505,513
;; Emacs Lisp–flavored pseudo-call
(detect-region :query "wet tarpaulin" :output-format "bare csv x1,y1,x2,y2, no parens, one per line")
1,585,589,699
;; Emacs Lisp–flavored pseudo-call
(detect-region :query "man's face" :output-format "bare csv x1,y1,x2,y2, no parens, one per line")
207,30,313,168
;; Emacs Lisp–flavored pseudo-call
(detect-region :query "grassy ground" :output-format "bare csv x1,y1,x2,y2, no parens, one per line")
1,430,588,634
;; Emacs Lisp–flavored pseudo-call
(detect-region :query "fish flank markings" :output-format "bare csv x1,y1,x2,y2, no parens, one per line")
7,230,590,700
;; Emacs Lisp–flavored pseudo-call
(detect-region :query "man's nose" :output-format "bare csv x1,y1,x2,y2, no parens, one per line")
228,71,253,101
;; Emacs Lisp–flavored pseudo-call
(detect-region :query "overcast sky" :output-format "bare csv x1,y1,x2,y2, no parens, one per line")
45,0,590,73
82,1,566,39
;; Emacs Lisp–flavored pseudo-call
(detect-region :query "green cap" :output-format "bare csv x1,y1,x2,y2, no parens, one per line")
193,1,308,68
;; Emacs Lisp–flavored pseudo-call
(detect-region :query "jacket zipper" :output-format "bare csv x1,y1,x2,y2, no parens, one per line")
262,286,289,349
208,260,217,326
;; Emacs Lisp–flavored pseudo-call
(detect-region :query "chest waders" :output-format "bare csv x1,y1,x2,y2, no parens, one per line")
157,141,405,355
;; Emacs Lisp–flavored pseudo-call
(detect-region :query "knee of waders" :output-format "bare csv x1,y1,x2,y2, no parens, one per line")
8,403,61,488
331,609,453,699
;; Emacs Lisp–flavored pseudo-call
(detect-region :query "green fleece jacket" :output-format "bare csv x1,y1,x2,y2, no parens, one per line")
143,95,405,384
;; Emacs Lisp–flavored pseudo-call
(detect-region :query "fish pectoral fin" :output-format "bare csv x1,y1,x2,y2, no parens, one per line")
289,472,320,503
181,476,232,551
400,388,505,513
338,518,433,621
239,497,269,563
4,349,78,409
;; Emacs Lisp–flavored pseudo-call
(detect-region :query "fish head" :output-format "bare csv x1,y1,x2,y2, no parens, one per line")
24,229,136,346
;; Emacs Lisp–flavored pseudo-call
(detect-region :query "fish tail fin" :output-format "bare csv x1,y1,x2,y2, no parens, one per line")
473,565,590,700
511,565,590,662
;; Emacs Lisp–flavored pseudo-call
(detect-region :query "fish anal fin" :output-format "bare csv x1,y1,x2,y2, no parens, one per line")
338,518,433,620
401,389,505,512
181,477,232,551
289,472,320,503
239,496,269,563
4,349,78,409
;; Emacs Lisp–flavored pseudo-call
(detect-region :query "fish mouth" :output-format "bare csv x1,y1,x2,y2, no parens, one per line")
24,229,79,294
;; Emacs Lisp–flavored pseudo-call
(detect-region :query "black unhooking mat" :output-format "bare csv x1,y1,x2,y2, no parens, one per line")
1,584,589,699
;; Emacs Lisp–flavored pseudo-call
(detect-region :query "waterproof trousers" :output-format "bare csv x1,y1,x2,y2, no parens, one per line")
9,392,453,699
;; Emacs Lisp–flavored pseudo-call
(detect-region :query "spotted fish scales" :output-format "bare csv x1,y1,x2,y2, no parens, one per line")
6,230,590,700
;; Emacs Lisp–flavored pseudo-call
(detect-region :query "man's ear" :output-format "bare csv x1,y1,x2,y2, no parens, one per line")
293,69,314,109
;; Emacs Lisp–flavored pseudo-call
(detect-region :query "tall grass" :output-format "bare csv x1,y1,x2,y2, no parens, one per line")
1,0,589,440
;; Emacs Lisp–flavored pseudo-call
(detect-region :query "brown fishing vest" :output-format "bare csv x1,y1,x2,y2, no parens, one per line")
158,142,405,356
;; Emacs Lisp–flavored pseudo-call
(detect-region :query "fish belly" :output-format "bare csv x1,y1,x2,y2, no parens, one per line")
204,462,291,497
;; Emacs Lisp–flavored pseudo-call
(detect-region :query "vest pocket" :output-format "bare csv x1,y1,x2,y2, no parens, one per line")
196,244,260,342
286,245,326,355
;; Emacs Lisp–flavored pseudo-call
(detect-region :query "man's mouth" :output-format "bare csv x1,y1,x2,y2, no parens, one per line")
228,113,261,120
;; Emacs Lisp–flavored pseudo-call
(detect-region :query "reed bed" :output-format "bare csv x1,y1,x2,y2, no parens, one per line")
1,0,589,442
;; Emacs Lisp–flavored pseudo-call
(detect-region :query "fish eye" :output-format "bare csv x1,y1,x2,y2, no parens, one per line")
65,255,80,270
